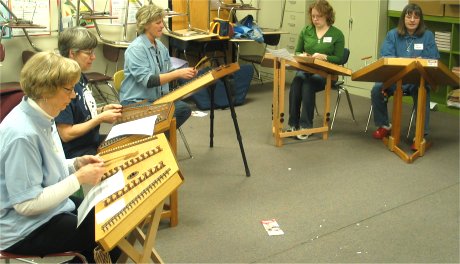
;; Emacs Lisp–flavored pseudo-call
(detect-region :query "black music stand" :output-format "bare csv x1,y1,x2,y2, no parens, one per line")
208,76,251,177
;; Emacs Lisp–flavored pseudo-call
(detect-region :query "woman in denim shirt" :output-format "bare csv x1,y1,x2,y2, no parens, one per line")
120,4,197,128
370,3,439,148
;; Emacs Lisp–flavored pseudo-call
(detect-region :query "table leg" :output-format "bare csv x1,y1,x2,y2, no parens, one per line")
388,80,403,151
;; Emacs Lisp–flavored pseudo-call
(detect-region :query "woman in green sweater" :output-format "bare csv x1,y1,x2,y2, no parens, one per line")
288,0,345,140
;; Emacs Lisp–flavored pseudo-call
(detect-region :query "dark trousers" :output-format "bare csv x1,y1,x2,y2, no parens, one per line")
288,71,327,128
5,196,121,263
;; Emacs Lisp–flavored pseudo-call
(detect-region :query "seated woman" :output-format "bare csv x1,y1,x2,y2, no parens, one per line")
287,0,345,140
55,26,122,158
370,3,439,150
0,52,120,263
119,4,197,128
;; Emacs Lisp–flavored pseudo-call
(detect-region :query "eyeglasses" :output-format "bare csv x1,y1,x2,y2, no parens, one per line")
79,49,96,56
62,87,74,94
405,14,420,20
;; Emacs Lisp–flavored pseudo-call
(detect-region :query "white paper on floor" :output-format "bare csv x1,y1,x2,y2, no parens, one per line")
261,219,284,236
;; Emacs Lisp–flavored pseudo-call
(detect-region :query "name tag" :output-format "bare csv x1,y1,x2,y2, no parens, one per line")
323,37,332,43
414,43,423,50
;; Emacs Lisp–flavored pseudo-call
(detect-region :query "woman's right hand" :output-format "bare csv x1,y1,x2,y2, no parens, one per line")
74,162,106,185
176,67,197,80
98,106,122,124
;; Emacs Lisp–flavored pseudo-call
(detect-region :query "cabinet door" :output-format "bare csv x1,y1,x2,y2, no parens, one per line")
330,0,388,95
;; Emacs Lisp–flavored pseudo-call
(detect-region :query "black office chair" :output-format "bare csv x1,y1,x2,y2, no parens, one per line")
330,48,356,130
239,33,281,84
364,92,415,139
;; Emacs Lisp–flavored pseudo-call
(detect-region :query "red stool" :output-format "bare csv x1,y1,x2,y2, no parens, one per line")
0,251,87,263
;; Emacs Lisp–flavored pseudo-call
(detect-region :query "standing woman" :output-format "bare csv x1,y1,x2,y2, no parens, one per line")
55,26,122,159
120,4,197,128
288,0,345,140
370,3,439,147
0,52,120,263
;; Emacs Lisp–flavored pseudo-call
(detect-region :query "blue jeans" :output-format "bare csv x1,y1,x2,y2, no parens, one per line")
120,99,191,129
370,82,430,135
288,71,327,128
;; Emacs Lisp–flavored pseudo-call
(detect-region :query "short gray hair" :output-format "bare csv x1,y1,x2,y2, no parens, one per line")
136,4,164,34
58,26,98,58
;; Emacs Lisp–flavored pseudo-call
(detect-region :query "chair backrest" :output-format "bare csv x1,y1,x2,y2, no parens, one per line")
103,44,120,63
0,44,5,62
102,44,121,75
264,33,281,46
22,50,36,65
340,48,350,66
0,88,24,122
113,70,125,93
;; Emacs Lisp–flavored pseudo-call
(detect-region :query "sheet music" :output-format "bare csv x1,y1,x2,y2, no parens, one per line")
266,48,295,61
105,114,158,141
77,170,125,227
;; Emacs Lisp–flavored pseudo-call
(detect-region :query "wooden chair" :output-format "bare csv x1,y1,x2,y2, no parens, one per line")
0,250,87,264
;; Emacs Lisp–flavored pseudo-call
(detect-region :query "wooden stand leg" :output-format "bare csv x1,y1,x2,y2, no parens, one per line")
387,80,403,151
161,118,178,227
322,74,332,140
273,59,284,147
117,200,166,264
414,78,427,156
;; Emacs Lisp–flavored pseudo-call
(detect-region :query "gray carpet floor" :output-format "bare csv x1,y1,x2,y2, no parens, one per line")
15,80,457,263
152,80,459,263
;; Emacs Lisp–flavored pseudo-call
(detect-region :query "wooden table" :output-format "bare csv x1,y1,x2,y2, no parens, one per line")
265,53,352,147
352,57,459,163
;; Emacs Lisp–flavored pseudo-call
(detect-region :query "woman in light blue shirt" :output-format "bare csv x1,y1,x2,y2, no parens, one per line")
0,52,120,263
370,3,439,148
120,4,197,128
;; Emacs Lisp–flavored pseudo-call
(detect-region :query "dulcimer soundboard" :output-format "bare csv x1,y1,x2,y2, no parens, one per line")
153,62,240,104
95,134,183,251
97,102,174,152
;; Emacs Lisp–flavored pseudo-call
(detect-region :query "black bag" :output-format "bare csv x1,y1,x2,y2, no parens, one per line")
191,64,254,110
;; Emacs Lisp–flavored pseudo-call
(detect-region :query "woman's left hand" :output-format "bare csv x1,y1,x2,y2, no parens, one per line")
74,155,104,170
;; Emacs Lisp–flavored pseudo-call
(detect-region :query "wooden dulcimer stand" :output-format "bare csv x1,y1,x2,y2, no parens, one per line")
98,102,181,227
155,62,251,176
352,58,459,163
96,134,183,263
265,53,352,147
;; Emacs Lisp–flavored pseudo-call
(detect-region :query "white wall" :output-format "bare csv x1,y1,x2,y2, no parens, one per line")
389,0,409,11
0,0,167,84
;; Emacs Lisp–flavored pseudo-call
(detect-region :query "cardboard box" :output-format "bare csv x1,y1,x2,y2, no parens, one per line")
409,0,444,16
444,4,460,17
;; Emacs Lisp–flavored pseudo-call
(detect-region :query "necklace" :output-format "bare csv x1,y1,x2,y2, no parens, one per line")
406,38,414,52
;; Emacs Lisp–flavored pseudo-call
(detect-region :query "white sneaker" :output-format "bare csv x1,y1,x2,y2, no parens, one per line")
296,127,311,140
286,126,296,132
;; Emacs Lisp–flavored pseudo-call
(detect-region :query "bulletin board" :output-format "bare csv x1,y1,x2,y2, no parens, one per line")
109,0,141,25
9,0,51,36
0,0,12,39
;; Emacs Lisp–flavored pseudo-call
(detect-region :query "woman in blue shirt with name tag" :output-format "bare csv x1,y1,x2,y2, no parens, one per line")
0,52,120,263
370,3,439,149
